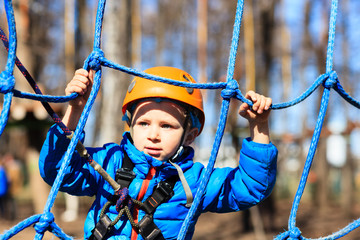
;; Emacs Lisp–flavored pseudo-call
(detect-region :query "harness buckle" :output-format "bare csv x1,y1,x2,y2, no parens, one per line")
138,214,165,240
156,181,174,200
142,181,174,214
115,168,136,189
90,215,113,240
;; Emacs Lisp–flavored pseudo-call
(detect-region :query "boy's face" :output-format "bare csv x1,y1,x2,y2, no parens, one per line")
130,100,197,161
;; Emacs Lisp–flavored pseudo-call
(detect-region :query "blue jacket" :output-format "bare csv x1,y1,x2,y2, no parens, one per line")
0,166,8,197
39,124,278,239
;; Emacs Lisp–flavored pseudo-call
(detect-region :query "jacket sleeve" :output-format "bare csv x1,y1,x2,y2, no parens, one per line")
201,137,278,213
39,124,120,197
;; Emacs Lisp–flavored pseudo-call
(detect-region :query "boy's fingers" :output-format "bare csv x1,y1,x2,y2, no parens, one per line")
66,81,88,95
73,74,90,85
244,90,273,113
265,97,272,110
73,81,88,92
239,103,249,116
89,70,95,83
74,68,89,77
66,86,82,96
73,86,86,95
239,102,249,111
251,94,261,111
257,95,268,113
246,91,257,101
73,69,91,86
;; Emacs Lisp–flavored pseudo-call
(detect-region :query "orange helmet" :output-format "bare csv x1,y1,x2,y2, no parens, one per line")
122,66,205,134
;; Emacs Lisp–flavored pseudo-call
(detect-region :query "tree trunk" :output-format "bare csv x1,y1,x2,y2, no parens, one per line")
255,0,277,95
96,0,132,144
244,0,255,92
75,0,93,70
339,0,353,219
64,0,75,88
197,0,208,86
131,0,141,69
156,0,166,66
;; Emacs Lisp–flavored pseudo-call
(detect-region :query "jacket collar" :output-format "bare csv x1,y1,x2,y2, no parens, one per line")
121,132,194,180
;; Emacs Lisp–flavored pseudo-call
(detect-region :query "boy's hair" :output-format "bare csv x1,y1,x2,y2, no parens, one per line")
122,66,205,135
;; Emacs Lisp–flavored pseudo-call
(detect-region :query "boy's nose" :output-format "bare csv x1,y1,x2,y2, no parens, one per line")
148,126,160,141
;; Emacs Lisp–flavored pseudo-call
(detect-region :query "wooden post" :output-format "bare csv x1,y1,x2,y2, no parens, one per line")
65,0,75,82
131,0,141,69
244,0,255,92
97,0,132,144
197,0,208,97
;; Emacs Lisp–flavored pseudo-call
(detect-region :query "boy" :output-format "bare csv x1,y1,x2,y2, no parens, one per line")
39,66,277,240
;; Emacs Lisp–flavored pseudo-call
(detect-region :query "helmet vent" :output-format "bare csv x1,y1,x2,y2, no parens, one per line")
183,74,194,94
128,80,136,93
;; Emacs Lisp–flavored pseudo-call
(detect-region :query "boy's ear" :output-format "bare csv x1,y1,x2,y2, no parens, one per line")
184,128,199,146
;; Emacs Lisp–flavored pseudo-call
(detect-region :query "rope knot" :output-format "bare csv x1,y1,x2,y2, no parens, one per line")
323,70,339,89
0,71,15,94
221,79,239,99
289,227,301,240
88,48,104,71
115,188,133,212
34,212,54,234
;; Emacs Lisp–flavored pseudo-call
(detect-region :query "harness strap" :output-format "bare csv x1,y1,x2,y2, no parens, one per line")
169,159,193,207
90,153,137,240
115,168,136,189
137,178,176,240
141,179,175,215
122,152,136,169
115,152,136,189
89,215,112,240
138,215,165,240
91,152,180,240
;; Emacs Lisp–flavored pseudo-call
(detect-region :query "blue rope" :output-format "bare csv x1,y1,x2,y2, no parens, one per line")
0,0,16,137
275,0,360,239
2,0,360,239
178,0,245,238
13,90,78,102
101,56,227,89
1,215,42,240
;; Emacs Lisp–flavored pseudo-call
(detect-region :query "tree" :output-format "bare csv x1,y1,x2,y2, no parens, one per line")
95,0,132,144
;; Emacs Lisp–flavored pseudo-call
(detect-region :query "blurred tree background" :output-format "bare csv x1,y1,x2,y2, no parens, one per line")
1,0,360,239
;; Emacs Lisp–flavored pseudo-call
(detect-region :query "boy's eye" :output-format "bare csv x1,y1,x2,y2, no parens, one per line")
138,122,148,127
162,124,172,129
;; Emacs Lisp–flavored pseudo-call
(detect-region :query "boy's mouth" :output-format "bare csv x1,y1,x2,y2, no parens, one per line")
144,147,162,157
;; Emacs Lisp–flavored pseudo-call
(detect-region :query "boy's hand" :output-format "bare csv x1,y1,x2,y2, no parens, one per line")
239,90,272,123
239,91,272,144
65,69,94,110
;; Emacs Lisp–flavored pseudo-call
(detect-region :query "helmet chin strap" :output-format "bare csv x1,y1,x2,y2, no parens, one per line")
167,114,193,208
170,145,184,162
169,112,190,162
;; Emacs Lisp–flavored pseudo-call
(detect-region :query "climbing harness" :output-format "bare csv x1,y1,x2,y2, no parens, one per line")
138,180,175,240
90,153,137,240
90,152,177,240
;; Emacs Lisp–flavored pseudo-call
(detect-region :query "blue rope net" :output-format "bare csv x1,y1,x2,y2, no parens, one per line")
1,0,360,239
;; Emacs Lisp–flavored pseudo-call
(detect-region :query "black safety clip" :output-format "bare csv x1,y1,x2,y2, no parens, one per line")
90,215,113,240
115,168,136,189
